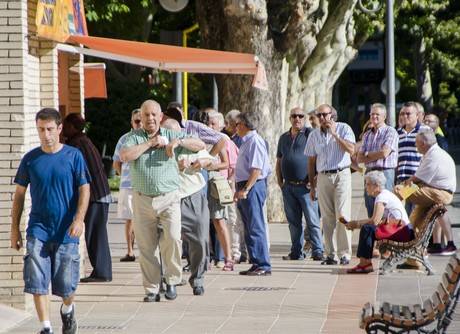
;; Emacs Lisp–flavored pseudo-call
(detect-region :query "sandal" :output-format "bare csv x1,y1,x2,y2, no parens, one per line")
222,260,234,272
347,263,373,274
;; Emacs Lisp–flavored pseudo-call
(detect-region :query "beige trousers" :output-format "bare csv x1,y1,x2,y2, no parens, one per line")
132,190,182,294
317,168,352,259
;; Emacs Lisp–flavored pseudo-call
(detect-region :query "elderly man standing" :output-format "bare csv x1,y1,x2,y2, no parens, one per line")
234,112,272,276
120,100,205,302
396,130,457,254
276,107,323,261
306,104,355,265
358,103,399,217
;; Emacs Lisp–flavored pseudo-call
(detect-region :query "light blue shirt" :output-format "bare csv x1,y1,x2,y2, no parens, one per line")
113,132,132,189
304,122,356,172
235,130,271,182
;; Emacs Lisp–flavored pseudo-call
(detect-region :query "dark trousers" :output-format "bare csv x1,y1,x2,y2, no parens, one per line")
181,191,210,288
85,202,112,279
237,180,271,271
357,224,414,259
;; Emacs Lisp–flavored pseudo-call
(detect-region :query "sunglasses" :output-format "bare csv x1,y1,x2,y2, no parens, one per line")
317,112,331,118
133,119,141,124
290,114,305,119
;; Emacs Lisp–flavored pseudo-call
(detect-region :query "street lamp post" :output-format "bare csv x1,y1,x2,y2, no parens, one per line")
358,0,396,127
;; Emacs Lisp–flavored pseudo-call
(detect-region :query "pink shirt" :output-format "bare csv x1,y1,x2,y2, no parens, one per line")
219,138,239,179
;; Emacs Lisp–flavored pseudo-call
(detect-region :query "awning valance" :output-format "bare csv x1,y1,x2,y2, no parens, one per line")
57,35,267,90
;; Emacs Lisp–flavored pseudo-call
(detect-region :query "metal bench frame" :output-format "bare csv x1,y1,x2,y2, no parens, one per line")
360,255,460,333
377,204,447,275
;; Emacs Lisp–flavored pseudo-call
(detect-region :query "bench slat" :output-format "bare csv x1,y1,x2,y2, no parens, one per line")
401,305,413,326
382,302,392,322
360,302,374,329
442,274,456,295
423,298,435,321
431,291,445,313
392,304,402,326
437,282,450,303
413,304,424,325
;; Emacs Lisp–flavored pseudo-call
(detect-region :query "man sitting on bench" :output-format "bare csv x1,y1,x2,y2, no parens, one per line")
395,130,457,269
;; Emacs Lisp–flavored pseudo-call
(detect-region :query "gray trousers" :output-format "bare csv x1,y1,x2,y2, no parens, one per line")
181,190,210,288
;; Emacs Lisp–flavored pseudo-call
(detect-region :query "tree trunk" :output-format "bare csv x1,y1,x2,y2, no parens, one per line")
196,0,364,222
414,36,434,112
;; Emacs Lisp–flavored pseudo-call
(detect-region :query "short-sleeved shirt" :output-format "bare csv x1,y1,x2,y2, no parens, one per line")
397,123,431,182
304,122,356,172
359,125,398,169
375,189,410,225
277,127,312,182
14,145,91,243
415,144,456,193
113,132,132,189
235,130,271,182
123,128,186,196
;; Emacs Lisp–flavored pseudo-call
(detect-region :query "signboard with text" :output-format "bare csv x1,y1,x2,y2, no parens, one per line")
36,0,87,42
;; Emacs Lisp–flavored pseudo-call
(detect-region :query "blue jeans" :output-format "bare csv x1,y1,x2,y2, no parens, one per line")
237,180,271,271
23,237,80,298
282,184,323,257
364,168,395,217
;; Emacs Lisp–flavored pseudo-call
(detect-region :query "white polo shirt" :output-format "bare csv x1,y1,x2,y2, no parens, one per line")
415,144,456,193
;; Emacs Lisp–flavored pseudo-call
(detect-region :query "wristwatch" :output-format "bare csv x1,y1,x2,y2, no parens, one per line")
364,151,369,157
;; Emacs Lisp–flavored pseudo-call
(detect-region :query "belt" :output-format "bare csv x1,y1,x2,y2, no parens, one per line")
321,166,350,174
236,179,264,188
137,191,165,198
287,180,307,186
365,167,394,173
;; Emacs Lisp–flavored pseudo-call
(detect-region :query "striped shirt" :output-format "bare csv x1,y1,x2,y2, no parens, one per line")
123,128,186,196
304,122,356,172
113,132,132,189
359,125,399,169
397,123,431,182
183,120,223,145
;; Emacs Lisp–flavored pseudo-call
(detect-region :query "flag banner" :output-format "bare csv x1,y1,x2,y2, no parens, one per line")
36,0,87,42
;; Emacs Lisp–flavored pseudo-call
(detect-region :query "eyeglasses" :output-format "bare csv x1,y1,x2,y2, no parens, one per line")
400,112,415,117
317,112,331,118
290,114,305,119
133,120,141,124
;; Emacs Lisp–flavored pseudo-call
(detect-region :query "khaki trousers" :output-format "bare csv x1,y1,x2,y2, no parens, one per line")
317,168,352,259
408,185,453,232
132,190,182,294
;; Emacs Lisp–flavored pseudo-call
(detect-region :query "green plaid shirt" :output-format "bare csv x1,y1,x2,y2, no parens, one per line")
123,128,186,196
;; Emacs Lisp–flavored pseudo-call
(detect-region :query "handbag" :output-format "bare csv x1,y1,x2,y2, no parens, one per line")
209,174,234,205
375,217,403,240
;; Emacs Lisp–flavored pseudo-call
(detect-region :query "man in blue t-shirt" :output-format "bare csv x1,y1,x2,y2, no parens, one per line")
10,108,90,334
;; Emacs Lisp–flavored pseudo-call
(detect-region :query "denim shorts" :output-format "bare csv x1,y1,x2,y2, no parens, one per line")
23,237,80,298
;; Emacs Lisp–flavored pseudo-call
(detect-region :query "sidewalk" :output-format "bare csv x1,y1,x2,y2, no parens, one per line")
4,169,460,333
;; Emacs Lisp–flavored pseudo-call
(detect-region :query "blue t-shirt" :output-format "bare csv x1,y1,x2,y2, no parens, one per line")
14,145,91,243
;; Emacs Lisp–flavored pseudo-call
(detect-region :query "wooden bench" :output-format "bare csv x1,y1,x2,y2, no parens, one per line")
377,204,447,275
359,254,460,333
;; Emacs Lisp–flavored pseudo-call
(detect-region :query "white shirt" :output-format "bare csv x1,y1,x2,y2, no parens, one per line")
415,144,456,193
375,189,410,225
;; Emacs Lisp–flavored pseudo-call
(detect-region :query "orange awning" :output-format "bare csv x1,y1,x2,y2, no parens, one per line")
57,35,267,90
84,63,107,99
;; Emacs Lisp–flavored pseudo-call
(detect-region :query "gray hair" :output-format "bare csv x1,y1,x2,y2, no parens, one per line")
370,103,386,115
225,109,241,123
317,103,338,121
237,111,259,130
417,129,437,146
365,171,387,189
208,110,225,128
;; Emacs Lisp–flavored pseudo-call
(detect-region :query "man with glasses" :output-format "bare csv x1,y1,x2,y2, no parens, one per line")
113,109,143,262
276,107,323,261
395,102,431,270
305,104,355,265
357,103,399,217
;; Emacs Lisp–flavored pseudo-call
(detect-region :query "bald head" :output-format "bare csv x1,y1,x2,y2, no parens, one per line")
140,99,162,134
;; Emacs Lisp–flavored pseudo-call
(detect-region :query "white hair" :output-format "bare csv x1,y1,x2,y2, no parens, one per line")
225,109,240,123
417,129,437,146
365,171,387,189
208,110,225,128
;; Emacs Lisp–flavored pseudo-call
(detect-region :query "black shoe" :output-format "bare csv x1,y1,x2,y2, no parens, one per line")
80,276,112,283
143,293,160,302
282,253,305,260
38,328,53,334
60,305,77,334
165,284,177,300
246,268,272,276
312,253,324,261
239,265,258,275
182,264,191,272
120,254,135,262
321,256,338,265
193,286,204,296
396,263,420,270
339,256,350,265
